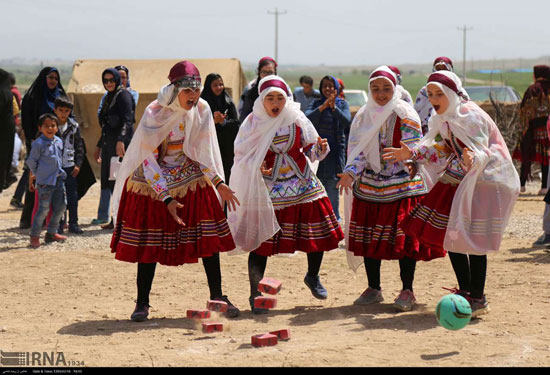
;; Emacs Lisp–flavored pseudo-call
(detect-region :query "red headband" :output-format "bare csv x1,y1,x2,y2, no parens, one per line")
433,56,453,68
370,70,396,86
260,79,289,96
259,56,278,68
427,72,459,94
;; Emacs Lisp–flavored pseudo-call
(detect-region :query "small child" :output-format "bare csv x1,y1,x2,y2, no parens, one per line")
53,96,85,234
27,113,67,248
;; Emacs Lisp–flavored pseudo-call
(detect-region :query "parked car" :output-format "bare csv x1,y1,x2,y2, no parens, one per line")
463,86,521,104
343,89,368,119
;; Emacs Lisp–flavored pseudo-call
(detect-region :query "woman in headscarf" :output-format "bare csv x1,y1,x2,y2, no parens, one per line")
200,73,240,185
18,67,66,228
93,65,138,226
229,75,343,313
110,61,241,322
513,65,550,195
96,68,135,229
383,70,520,318
0,69,16,193
306,75,351,222
337,66,444,312
239,57,278,122
414,57,467,135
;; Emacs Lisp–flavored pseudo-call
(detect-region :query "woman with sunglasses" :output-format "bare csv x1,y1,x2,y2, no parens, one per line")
18,67,67,229
239,57,278,122
95,68,135,229
110,61,240,321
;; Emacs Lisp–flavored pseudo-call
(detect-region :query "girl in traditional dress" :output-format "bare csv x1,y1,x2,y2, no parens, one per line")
110,61,241,321
337,66,445,312
228,75,343,314
414,57,460,135
383,70,520,317
513,65,550,195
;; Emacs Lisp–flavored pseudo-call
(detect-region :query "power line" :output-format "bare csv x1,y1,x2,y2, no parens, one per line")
267,8,287,62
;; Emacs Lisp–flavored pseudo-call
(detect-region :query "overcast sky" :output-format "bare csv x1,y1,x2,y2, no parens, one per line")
2,0,549,66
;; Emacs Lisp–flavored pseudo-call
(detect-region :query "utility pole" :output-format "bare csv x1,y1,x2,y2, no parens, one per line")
457,25,473,82
268,8,287,62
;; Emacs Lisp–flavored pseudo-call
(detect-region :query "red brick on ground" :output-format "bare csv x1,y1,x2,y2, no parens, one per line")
269,329,291,341
202,322,223,333
251,334,278,348
186,310,211,320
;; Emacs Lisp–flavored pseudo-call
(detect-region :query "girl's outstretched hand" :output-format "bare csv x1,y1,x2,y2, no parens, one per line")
336,173,354,195
167,199,185,226
217,183,241,212
382,141,413,163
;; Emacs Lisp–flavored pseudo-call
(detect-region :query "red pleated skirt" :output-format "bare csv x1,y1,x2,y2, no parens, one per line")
111,180,235,266
348,195,445,261
254,197,344,257
400,181,457,250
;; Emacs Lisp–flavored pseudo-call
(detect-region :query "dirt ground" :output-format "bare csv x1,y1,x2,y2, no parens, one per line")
1,176,550,368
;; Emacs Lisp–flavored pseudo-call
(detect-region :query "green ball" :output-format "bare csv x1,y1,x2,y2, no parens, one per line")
435,294,472,330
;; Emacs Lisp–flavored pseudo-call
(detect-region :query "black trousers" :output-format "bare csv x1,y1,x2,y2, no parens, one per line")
136,253,224,305
363,256,417,292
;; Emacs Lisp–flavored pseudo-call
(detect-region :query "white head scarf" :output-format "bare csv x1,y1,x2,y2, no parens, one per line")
111,82,224,223
227,75,319,253
419,71,520,255
344,66,421,270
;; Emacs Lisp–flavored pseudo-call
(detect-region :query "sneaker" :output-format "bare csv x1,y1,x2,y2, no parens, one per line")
212,295,240,318
131,302,150,322
470,296,490,318
68,224,84,234
44,233,67,243
91,218,109,225
533,233,550,246
29,236,40,249
520,186,526,193
392,289,416,312
538,188,548,196
10,198,24,209
249,296,269,315
353,287,384,305
304,274,328,300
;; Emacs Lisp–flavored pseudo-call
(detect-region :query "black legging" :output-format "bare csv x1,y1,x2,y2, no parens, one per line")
520,162,548,189
248,251,324,297
364,256,417,292
448,252,487,300
136,253,224,305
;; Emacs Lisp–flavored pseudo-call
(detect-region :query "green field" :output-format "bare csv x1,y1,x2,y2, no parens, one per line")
3,63,533,103
259,70,534,102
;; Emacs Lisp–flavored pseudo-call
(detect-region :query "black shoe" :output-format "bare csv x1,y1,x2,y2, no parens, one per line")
10,198,24,209
68,224,84,234
19,221,31,229
249,296,269,315
212,295,240,318
4,174,17,189
304,274,328,300
131,302,150,322
533,233,550,246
